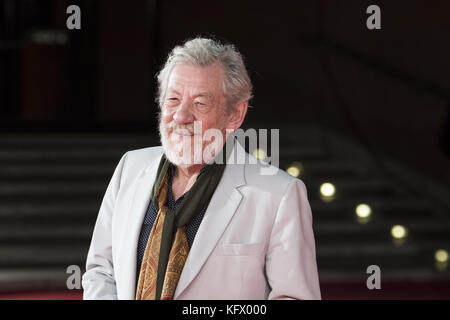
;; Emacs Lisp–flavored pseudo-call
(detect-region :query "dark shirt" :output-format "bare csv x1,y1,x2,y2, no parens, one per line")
136,163,209,283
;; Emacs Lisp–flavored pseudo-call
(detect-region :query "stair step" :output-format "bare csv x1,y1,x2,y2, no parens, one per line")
0,203,98,219
310,198,434,214
0,245,88,268
0,224,93,243
0,181,106,197
0,149,125,163
0,133,156,146
0,164,115,179
0,268,74,293
306,179,399,197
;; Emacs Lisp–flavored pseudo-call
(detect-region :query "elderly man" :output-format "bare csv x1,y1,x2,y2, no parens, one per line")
82,37,321,300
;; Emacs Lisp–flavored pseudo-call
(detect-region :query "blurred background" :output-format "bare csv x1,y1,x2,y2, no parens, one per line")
0,0,449,299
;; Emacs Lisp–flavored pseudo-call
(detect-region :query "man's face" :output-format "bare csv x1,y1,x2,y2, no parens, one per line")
159,63,233,167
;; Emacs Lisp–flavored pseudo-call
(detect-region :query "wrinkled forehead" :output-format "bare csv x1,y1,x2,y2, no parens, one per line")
166,63,225,97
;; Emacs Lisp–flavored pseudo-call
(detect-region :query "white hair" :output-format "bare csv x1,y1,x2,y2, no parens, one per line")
156,37,253,112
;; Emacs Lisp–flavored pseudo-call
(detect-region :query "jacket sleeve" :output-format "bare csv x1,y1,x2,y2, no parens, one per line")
265,178,322,300
82,152,128,300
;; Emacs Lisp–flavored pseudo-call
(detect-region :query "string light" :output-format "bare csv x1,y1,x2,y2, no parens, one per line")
356,204,372,218
355,203,372,224
435,249,449,263
435,249,449,272
320,182,336,202
320,182,335,197
391,225,408,239
252,148,266,160
287,162,303,178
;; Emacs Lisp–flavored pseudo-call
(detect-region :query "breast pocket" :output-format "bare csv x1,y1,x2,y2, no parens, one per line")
215,243,263,256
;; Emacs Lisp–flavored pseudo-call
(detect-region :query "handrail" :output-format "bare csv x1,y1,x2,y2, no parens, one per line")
301,34,450,100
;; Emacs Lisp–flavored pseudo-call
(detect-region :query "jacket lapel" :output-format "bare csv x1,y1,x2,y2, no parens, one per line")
119,150,163,299
174,141,247,299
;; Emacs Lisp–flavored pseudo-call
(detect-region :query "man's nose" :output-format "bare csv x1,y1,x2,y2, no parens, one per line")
173,101,194,124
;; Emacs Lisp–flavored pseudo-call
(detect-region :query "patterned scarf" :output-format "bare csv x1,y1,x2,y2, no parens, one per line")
135,137,232,300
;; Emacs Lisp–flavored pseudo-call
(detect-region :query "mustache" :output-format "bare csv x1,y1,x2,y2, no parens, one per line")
164,122,198,135
172,125,194,135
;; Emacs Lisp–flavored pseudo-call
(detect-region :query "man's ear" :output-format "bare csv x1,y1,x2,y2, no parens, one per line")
227,100,248,131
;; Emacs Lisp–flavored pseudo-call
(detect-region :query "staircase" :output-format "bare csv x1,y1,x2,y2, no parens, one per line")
279,126,450,296
0,126,449,298
0,133,158,293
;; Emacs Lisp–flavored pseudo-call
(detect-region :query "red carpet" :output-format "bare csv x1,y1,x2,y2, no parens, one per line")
0,281,449,300
321,281,450,300
0,290,83,300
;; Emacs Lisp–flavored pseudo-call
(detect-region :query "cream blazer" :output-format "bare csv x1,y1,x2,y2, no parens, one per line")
82,139,321,300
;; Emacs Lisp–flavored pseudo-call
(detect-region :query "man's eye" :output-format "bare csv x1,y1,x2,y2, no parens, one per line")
195,102,206,106
168,97,178,101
